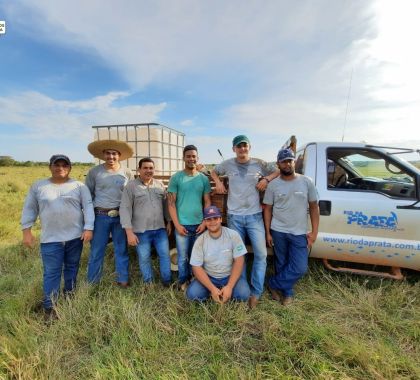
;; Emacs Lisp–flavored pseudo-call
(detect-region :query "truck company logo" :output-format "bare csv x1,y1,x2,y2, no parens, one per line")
343,210,398,230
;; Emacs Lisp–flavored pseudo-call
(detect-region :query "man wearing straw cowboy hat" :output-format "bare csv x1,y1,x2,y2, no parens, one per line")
86,139,134,286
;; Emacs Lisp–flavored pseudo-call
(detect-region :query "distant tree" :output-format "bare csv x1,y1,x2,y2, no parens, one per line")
0,156,15,166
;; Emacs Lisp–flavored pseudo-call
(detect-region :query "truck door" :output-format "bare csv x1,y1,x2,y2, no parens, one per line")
307,145,420,271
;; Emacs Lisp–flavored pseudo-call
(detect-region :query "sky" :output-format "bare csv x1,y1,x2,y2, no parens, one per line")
1,0,419,164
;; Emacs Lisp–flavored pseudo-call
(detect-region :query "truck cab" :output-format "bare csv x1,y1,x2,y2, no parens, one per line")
295,142,420,275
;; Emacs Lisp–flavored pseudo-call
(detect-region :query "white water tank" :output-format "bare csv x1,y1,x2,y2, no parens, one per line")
92,123,185,175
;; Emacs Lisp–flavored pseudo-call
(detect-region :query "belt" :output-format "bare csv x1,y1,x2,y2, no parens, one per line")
94,208,119,217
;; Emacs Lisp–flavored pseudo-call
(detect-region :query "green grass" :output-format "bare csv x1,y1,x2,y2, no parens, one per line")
1,167,419,379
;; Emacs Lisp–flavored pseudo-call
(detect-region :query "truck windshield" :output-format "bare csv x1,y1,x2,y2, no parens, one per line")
327,148,417,199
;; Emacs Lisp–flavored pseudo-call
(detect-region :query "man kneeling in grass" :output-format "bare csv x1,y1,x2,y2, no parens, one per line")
186,206,250,303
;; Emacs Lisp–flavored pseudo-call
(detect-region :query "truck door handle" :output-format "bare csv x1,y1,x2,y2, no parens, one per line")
319,200,331,216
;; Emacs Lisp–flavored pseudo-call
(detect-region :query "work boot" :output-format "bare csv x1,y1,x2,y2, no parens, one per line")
248,295,258,309
282,296,293,306
43,308,58,322
115,281,129,288
267,285,282,302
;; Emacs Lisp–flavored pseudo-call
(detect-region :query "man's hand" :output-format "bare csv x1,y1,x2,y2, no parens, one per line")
196,221,206,234
220,285,233,303
22,229,36,248
126,230,139,246
306,231,317,248
256,178,269,192
210,287,223,304
81,230,93,243
175,224,188,236
266,232,273,248
166,221,172,236
214,182,227,194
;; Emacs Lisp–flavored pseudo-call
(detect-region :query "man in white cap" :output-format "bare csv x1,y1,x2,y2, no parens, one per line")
186,205,250,303
86,140,134,286
21,154,94,318
263,148,319,305
211,135,279,308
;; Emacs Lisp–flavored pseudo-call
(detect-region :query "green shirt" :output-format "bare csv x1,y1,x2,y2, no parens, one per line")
168,171,211,225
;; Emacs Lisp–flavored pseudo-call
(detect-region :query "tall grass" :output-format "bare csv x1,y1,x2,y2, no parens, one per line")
0,167,419,379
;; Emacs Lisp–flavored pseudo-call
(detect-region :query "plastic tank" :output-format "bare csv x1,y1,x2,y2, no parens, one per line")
92,123,185,175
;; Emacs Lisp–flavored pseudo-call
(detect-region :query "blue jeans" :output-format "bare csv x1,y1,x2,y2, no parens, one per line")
268,230,308,297
135,228,171,284
227,212,267,298
40,237,83,309
186,275,250,301
175,224,200,285
87,214,129,283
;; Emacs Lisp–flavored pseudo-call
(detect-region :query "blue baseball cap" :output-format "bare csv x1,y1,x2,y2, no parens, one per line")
203,205,222,219
232,135,250,147
277,148,295,163
49,154,71,166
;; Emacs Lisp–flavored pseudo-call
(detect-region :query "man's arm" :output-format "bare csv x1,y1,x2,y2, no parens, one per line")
256,169,280,191
220,255,245,303
84,168,95,198
307,201,320,248
162,189,172,235
263,204,273,247
80,184,94,243
210,169,227,194
119,184,139,246
192,266,222,303
195,192,211,234
167,192,187,236
21,185,38,248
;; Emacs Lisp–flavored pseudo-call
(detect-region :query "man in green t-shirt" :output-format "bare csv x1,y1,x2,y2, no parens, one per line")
168,145,211,289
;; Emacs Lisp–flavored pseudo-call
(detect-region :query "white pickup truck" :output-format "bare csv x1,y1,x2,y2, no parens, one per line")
293,140,420,278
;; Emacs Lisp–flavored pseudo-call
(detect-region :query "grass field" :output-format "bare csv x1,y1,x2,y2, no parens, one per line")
0,166,419,379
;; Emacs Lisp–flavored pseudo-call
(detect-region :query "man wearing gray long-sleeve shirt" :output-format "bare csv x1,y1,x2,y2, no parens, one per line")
120,158,172,286
21,154,94,317
85,140,133,286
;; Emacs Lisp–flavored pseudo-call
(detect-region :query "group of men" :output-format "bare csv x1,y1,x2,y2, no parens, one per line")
21,134,319,317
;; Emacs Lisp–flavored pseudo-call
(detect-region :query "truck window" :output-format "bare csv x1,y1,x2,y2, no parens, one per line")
327,148,417,199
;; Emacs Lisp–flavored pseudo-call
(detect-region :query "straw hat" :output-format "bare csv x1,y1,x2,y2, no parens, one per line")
87,140,134,161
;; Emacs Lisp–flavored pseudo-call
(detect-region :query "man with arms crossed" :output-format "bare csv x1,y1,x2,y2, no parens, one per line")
211,135,278,308
120,158,172,286
263,148,320,305
86,140,133,287
168,145,211,290
186,206,250,303
21,155,94,318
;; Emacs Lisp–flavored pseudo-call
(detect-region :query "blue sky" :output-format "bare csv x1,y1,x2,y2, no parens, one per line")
0,0,419,164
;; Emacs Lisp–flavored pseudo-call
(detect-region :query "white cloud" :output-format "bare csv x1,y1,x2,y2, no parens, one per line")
179,119,194,127
2,0,420,164
6,0,367,89
0,91,166,160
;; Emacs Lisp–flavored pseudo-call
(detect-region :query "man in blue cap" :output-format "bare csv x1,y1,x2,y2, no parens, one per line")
211,135,279,308
21,154,94,318
186,205,250,303
263,148,319,305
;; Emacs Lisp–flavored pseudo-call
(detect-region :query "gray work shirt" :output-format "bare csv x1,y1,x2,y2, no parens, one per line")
263,174,319,235
214,157,275,215
119,178,170,233
21,178,95,243
85,164,133,208
190,227,247,279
